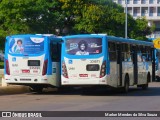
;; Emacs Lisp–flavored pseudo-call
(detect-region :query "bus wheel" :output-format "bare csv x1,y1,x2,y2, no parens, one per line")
121,75,129,93
156,76,159,82
30,87,43,93
141,84,148,90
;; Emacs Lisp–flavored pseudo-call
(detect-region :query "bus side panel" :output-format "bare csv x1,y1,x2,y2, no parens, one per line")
122,62,134,86
107,62,118,87
4,37,9,75
152,48,155,82
47,62,60,87
137,61,152,84
137,61,148,84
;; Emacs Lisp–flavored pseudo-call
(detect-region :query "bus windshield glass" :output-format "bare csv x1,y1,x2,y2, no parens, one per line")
8,37,44,54
66,37,102,55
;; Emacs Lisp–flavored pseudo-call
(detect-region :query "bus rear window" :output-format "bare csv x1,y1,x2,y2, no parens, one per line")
8,37,44,54
28,60,40,66
66,38,102,55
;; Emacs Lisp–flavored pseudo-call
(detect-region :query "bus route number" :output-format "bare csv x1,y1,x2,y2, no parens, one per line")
90,60,100,63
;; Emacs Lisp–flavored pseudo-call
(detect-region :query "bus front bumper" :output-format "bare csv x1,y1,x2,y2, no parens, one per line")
61,75,108,85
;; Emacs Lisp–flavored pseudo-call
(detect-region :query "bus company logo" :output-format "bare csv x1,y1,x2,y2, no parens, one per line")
90,43,98,48
68,60,73,64
79,74,88,77
69,43,78,50
2,112,42,118
22,70,30,73
12,57,16,62
2,112,11,117
30,37,44,43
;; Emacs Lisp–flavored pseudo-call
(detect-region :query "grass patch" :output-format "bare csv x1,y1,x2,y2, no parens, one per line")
0,62,4,69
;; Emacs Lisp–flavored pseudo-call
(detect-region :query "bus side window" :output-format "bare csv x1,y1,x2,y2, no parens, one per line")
108,42,116,61
137,46,142,62
148,47,151,62
122,44,131,61
50,42,60,62
130,45,133,61
141,46,147,62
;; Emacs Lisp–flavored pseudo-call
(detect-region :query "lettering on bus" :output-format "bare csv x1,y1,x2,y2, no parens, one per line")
13,70,19,74
33,70,38,73
91,74,97,77
68,67,75,70
71,74,77,78
90,60,100,63
12,64,18,67
79,74,88,77
29,66,40,69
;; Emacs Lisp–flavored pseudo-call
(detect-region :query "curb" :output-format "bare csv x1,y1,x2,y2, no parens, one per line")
0,85,30,95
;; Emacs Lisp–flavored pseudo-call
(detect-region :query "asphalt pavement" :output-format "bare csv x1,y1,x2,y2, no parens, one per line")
0,82,160,120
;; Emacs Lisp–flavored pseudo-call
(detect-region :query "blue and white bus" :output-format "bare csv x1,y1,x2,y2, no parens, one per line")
4,34,62,92
61,34,155,92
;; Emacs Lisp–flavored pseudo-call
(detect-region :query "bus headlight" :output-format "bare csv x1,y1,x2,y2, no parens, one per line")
100,61,106,78
5,59,10,75
42,59,48,76
62,62,68,78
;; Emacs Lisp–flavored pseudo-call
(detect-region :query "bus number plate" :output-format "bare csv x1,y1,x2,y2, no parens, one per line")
90,60,100,63
30,66,40,69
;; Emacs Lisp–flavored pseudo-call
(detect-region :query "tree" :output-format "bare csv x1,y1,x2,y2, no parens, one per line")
57,0,86,35
130,17,154,40
0,0,154,51
74,1,127,36
74,4,104,33
0,0,60,50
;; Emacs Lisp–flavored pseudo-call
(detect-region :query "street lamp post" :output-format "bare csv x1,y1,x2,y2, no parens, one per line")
125,0,128,39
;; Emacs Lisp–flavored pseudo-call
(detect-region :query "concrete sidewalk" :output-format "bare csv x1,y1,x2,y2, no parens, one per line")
0,85,30,95
0,69,3,81
0,69,3,75
0,69,30,94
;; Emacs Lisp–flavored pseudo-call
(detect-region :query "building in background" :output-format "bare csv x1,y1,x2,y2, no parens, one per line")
113,0,160,38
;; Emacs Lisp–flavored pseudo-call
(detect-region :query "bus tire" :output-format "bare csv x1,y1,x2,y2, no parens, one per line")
30,87,43,93
141,84,148,90
156,76,159,82
121,75,129,93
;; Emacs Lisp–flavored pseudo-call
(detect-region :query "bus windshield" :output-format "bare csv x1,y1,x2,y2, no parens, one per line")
66,37,102,55
8,37,44,54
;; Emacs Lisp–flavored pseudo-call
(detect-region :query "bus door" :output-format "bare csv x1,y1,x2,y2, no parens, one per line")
132,45,138,84
117,43,122,86
50,41,61,87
